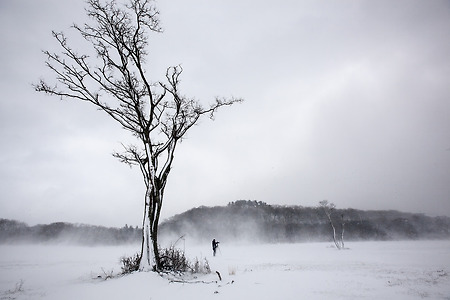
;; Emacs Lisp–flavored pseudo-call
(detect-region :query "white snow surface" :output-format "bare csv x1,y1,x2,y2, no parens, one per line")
1,240,449,299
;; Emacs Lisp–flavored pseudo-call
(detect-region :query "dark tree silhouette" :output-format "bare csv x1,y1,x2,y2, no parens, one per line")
35,0,242,271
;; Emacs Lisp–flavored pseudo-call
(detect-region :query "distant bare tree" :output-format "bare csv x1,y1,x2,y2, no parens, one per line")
35,0,242,271
319,200,345,250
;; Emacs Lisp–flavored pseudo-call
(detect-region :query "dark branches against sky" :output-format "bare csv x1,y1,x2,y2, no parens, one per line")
34,0,242,271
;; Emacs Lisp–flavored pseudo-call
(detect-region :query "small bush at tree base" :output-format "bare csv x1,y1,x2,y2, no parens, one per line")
120,247,211,275
159,246,211,274
159,246,190,273
120,252,140,274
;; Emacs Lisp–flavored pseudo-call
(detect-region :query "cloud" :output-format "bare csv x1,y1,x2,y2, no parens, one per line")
1,0,449,226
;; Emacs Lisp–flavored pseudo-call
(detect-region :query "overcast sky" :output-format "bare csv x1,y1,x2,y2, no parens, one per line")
1,0,449,227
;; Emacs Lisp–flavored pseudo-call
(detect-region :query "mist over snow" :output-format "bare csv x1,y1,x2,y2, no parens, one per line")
1,241,449,299
1,0,450,228
2,201,450,246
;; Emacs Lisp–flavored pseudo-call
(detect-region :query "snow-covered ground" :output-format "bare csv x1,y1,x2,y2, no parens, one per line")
0,240,449,299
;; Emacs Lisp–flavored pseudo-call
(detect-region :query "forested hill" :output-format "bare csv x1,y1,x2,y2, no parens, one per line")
159,200,450,243
2,201,450,245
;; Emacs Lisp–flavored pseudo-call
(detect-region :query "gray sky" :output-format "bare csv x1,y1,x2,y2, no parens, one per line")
1,0,449,227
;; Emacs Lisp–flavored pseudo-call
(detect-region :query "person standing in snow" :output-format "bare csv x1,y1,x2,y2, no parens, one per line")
212,239,219,256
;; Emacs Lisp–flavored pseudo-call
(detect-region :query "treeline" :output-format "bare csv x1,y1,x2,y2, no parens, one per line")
3,201,450,245
0,219,141,245
159,200,450,243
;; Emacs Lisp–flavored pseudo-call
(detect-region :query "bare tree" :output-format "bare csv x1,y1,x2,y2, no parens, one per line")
319,200,345,250
35,0,242,271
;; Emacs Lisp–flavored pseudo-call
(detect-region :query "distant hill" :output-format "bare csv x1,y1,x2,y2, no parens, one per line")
0,219,140,245
159,200,450,243
2,201,449,245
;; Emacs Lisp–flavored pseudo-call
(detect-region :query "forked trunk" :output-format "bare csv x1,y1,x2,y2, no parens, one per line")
139,177,163,271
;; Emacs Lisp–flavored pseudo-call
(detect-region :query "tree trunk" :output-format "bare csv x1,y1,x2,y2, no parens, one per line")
340,215,345,249
330,221,341,249
139,170,164,271
139,190,155,271
150,187,162,271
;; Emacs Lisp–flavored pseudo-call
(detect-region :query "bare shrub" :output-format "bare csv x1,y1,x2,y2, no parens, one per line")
158,246,211,275
100,268,115,280
120,252,141,275
159,246,190,273
121,238,211,275
192,257,211,274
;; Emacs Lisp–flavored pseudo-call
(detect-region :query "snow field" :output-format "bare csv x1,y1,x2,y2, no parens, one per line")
0,240,449,299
